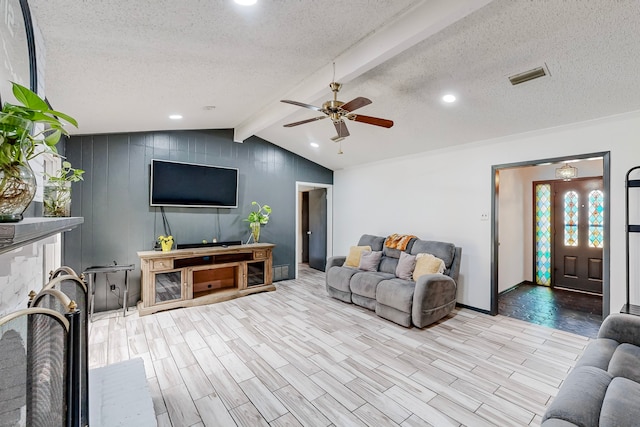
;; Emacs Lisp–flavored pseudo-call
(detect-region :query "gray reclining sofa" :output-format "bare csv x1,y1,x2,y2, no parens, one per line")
543,313,640,426
325,234,462,328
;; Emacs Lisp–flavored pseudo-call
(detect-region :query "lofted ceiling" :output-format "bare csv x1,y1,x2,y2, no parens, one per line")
28,0,640,171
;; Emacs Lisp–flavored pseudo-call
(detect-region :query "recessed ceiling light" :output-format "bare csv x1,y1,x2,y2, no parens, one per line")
310,142,320,148
442,94,456,103
235,0,257,5
169,114,183,120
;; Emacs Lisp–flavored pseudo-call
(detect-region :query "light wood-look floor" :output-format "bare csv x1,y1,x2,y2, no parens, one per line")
88,265,589,427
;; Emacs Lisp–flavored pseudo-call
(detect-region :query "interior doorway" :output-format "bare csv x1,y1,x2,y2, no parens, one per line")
491,152,610,336
295,182,333,277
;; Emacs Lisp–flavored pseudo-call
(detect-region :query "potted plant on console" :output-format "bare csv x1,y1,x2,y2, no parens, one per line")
157,235,174,252
244,201,271,243
0,82,78,222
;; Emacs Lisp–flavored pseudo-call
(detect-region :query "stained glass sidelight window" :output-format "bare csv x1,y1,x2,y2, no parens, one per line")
564,191,579,247
589,190,604,248
535,184,552,285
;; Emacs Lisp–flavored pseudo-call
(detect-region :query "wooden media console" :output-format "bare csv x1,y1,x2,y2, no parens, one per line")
137,243,274,316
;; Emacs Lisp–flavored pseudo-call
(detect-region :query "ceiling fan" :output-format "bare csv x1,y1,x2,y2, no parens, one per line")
280,81,393,151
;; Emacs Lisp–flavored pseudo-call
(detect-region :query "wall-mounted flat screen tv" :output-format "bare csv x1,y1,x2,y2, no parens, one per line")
150,159,239,208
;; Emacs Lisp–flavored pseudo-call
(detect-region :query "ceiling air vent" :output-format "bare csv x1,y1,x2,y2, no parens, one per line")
508,66,548,86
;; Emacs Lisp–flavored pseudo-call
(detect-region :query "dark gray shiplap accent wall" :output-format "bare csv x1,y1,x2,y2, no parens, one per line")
63,129,332,312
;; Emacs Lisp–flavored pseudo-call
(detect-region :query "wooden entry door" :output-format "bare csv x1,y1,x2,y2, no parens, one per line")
552,178,604,294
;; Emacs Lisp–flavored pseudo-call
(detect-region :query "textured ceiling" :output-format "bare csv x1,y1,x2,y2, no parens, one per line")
28,0,640,170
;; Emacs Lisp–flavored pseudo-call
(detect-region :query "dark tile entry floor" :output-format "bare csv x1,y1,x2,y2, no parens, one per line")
499,283,603,338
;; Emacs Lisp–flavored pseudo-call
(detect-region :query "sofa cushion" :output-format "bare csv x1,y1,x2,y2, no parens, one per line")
608,343,640,382
376,278,416,313
326,266,360,293
344,245,371,267
396,252,416,280
352,294,376,311
382,245,402,259
350,272,395,299
542,365,612,427
600,376,640,427
413,253,445,280
411,240,456,268
575,338,619,371
597,313,640,347
378,257,399,275
357,235,385,251
358,251,382,272
376,303,412,327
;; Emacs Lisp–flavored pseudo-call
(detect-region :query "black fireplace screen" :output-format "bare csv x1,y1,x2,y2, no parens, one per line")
0,309,68,427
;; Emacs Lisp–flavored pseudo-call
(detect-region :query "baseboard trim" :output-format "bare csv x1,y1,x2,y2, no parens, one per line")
499,280,534,295
456,302,492,315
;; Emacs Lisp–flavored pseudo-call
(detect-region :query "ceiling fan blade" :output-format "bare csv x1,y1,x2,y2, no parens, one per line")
340,97,372,112
281,99,324,112
333,120,350,138
283,116,327,127
349,114,394,128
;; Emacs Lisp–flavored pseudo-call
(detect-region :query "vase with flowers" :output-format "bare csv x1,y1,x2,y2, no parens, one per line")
244,201,271,243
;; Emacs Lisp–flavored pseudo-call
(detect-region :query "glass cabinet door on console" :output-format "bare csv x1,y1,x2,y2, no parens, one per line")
153,269,184,303
247,261,266,287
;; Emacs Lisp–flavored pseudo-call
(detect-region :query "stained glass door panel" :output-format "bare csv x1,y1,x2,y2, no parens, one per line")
535,184,552,285
564,191,579,246
589,190,604,248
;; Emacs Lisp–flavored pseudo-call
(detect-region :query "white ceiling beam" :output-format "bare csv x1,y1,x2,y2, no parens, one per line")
233,0,493,143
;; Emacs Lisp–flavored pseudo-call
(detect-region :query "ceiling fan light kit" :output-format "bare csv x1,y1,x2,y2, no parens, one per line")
281,80,393,153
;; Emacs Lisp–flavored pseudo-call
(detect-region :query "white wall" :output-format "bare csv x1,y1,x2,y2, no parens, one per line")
334,111,640,313
497,167,526,293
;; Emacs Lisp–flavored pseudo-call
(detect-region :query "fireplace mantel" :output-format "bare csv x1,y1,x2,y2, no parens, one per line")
0,217,83,255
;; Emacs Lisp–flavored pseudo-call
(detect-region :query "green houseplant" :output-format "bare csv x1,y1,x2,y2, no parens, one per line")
0,81,78,221
244,201,271,243
43,161,84,217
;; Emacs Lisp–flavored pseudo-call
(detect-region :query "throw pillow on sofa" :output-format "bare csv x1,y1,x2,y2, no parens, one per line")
396,251,417,280
358,251,382,271
413,253,446,281
344,245,372,267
